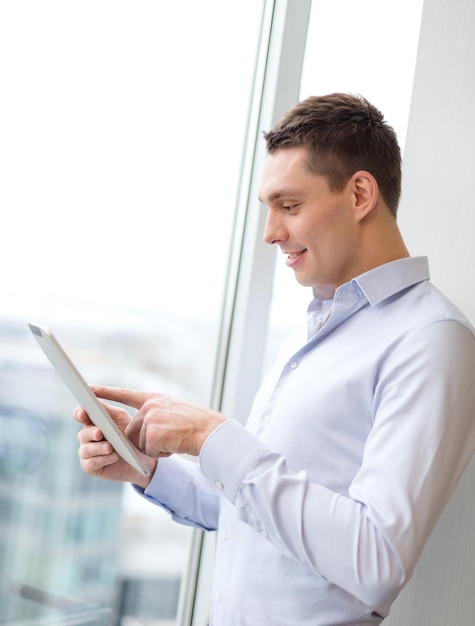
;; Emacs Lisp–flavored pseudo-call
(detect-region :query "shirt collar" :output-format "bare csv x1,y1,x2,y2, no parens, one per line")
350,256,430,306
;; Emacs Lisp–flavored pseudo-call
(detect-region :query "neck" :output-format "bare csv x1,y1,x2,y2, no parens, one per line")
352,211,410,279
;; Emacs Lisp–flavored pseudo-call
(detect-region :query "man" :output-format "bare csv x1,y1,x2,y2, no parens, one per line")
74,94,475,625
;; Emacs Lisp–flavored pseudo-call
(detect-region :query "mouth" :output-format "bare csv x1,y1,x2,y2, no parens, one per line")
283,248,306,258
284,249,306,268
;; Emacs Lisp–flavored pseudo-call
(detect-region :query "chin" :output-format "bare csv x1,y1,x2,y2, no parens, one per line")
293,268,315,286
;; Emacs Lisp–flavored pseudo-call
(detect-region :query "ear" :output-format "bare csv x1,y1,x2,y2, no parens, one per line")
349,171,379,222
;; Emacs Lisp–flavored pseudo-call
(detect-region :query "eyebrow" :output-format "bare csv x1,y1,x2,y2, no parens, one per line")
258,188,302,204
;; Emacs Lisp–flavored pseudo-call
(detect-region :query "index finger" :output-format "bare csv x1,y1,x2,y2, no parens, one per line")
90,385,152,411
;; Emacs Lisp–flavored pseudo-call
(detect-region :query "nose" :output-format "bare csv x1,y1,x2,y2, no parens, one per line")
263,209,287,245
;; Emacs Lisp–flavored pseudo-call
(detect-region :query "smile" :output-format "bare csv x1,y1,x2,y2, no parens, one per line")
284,249,306,260
285,249,306,268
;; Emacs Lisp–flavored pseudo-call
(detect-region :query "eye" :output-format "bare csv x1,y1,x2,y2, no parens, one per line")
282,204,298,211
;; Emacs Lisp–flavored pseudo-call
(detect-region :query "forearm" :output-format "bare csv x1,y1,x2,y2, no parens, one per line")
199,421,405,607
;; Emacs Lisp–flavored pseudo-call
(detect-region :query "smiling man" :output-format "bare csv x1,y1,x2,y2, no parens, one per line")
74,94,475,625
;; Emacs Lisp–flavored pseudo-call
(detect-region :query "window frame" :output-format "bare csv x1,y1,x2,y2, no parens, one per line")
176,2,312,623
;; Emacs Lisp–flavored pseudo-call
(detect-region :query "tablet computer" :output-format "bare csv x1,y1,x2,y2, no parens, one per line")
28,322,149,477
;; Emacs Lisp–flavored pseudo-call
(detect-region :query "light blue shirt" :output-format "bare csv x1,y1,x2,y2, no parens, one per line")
139,257,475,625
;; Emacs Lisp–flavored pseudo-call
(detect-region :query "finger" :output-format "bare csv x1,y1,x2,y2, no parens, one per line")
90,385,152,411
77,424,105,445
78,442,119,472
126,419,170,459
72,405,93,425
78,440,115,460
124,412,144,450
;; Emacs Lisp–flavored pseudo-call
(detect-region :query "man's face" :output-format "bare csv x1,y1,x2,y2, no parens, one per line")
259,145,359,291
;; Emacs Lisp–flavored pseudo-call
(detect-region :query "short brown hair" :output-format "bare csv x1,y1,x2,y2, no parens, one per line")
263,93,402,216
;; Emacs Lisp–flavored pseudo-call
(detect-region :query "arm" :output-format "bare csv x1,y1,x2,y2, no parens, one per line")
200,321,475,607
87,321,475,607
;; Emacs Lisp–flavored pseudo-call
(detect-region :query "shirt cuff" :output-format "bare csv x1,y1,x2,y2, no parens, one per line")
199,419,269,503
133,454,193,505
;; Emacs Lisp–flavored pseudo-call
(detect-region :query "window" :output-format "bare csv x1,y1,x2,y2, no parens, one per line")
0,2,263,624
0,2,426,623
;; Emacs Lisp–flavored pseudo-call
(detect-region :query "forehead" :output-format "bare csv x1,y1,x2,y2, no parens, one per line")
258,145,323,203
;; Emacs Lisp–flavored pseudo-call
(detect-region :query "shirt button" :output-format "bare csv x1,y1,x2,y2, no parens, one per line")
264,414,272,425
290,361,298,369
216,592,223,602
215,481,224,490
221,530,228,540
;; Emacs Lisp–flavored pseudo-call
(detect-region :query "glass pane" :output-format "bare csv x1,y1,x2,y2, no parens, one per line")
300,0,424,151
0,2,263,625
265,0,424,363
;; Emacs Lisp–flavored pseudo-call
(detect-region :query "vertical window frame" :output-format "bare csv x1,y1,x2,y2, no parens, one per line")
176,1,312,624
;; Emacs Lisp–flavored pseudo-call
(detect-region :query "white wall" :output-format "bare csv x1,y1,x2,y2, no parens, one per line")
386,0,475,622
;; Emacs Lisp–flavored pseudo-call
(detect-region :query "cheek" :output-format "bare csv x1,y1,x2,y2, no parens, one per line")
305,216,342,253
306,217,355,269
